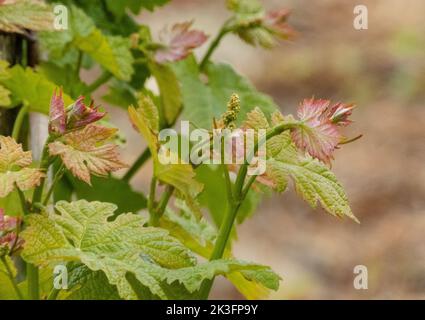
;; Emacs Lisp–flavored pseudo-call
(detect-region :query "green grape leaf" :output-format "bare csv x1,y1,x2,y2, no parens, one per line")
69,175,147,213
128,96,203,198
244,108,358,222
46,0,139,36
269,154,359,222
149,62,182,126
0,190,32,217
58,263,121,300
0,136,44,198
102,80,138,109
75,31,134,81
21,200,197,300
39,5,134,81
172,55,277,129
165,259,280,293
0,0,54,34
0,64,73,114
39,62,88,98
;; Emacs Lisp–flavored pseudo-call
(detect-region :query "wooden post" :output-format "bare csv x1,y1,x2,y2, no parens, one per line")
0,32,21,136
0,31,40,149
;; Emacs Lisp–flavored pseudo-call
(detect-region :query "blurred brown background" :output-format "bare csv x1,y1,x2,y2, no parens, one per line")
97,0,425,299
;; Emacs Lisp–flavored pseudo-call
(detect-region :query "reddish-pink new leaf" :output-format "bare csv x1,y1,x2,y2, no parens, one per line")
48,88,66,135
155,21,208,63
0,208,22,252
67,97,106,130
48,125,127,185
264,8,295,40
291,98,355,164
48,91,106,135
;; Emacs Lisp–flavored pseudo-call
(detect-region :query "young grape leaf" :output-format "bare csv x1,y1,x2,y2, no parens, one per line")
48,125,127,185
269,154,359,222
0,0,54,34
243,108,358,222
0,136,44,198
128,96,203,198
227,0,294,48
21,200,197,300
172,55,277,129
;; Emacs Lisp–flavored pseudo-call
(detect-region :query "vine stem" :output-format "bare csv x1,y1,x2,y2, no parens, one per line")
9,186,26,255
27,135,54,300
26,264,39,300
198,121,300,299
147,176,157,225
122,148,151,182
47,288,60,300
1,256,24,300
122,20,232,182
31,136,53,210
11,102,29,141
147,174,175,227
75,50,83,80
199,22,233,71
42,163,65,206
156,186,174,217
